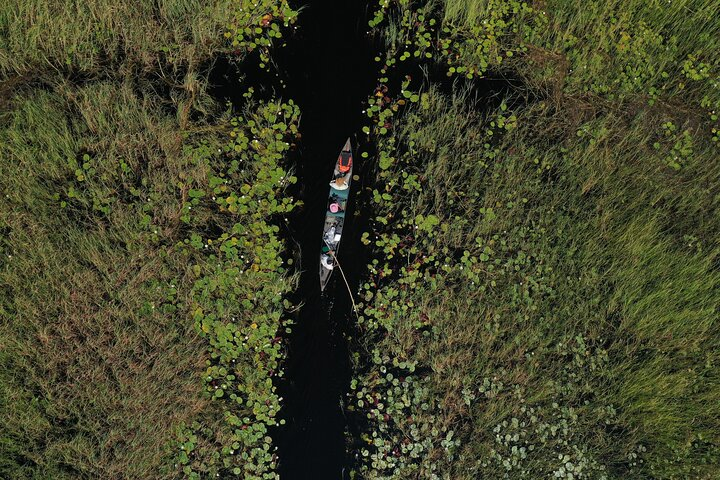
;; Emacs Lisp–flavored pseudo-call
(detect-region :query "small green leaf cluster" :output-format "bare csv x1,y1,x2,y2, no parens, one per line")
54,149,131,217
521,2,719,140
348,362,458,477
658,122,694,171
440,0,537,79
368,0,540,80
224,0,299,68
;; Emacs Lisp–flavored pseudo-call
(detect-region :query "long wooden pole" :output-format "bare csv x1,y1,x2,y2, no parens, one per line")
323,238,359,317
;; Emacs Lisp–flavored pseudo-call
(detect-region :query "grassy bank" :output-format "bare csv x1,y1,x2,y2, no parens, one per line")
349,0,719,478
0,0,298,77
0,81,212,479
0,1,299,478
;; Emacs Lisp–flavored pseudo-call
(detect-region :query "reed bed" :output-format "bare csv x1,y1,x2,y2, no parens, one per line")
348,0,720,477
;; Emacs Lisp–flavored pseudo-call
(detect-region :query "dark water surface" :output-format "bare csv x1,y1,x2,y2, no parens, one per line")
274,1,376,478
209,1,376,476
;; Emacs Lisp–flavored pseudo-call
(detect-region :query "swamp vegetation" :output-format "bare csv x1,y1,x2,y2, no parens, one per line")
347,0,719,478
1,1,300,478
0,0,719,479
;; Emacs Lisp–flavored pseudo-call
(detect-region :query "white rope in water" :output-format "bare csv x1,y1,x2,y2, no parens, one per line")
323,238,359,317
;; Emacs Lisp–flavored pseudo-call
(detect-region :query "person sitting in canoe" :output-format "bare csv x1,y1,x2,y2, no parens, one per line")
320,253,334,270
324,225,336,245
330,172,349,190
338,150,352,173
329,150,352,190
328,193,343,210
320,245,334,270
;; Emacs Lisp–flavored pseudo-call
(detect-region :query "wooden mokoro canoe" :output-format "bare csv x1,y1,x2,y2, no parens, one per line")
319,137,353,291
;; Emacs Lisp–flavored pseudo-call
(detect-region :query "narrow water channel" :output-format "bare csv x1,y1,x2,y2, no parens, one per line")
274,1,377,478
204,2,520,476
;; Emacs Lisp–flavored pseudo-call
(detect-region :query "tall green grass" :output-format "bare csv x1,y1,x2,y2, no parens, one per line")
1,0,300,476
351,82,720,478
0,69,300,480
349,0,720,476
0,0,236,76
0,83,212,478
441,0,720,118
0,0,299,81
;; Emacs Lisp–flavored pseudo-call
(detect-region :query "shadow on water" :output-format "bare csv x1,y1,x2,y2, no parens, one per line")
273,1,377,479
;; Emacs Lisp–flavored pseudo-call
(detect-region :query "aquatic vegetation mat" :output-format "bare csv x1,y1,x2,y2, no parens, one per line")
174,95,300,479
0,0,300,478
345,0,720,478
